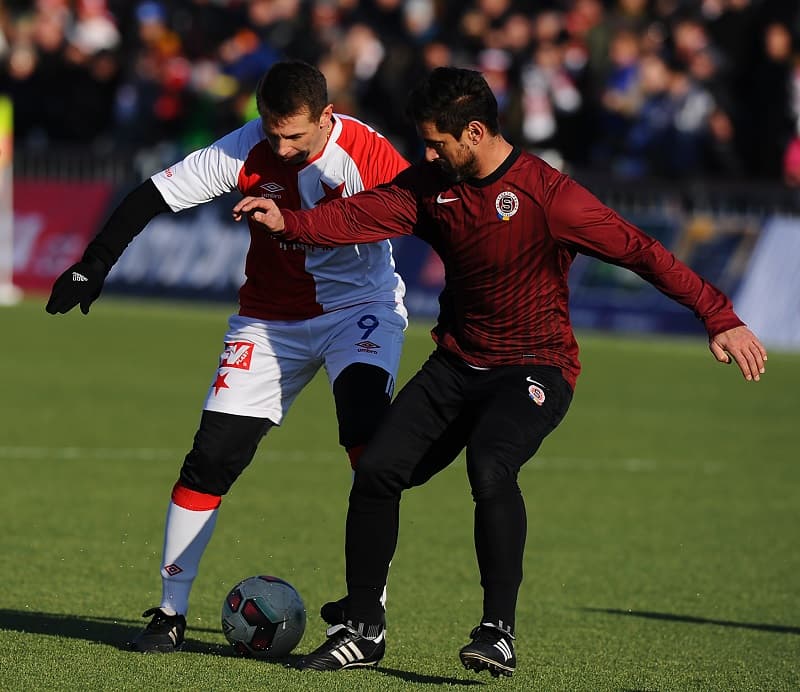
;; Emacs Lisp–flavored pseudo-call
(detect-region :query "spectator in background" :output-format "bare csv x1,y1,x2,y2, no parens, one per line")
500,12,534,70
519,38,583,167
667,64,715,177
60,0,121,144
615,50,674,178
478,47,523,145
68,0,119,58
748,21,796,178
593,26,642,167
113,2,187,149
3,6,69,144
608,0,653,34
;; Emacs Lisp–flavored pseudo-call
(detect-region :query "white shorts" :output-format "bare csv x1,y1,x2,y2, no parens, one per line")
203,302,407,424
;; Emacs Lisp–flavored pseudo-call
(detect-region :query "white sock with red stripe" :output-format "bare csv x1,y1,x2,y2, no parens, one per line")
158,483,221,616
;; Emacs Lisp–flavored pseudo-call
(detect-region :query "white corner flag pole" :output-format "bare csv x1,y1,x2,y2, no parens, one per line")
0,94,22,305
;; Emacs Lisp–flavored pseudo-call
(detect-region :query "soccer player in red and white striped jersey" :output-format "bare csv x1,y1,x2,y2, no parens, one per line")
234,66,767,677
46,60,409,652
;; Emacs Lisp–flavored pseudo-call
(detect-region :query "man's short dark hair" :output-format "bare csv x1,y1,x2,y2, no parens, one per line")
406,67,500,138
256,60,329,123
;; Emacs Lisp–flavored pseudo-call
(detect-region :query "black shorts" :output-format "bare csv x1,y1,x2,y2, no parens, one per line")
356,348,574,495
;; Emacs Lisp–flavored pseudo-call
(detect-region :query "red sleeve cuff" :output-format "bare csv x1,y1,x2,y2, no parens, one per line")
704,311,745,338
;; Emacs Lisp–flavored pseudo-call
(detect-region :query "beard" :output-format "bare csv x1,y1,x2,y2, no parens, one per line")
435,147,480,183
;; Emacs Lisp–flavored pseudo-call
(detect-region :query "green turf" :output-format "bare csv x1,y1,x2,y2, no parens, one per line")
2,297,798,691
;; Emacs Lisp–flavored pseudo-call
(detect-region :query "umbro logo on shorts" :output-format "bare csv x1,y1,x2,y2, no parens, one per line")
356,340,380,354
72,272,88,282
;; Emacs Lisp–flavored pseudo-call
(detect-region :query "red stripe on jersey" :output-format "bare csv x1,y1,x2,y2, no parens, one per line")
334,115,409,187
237,139,323,319
171,482,222,510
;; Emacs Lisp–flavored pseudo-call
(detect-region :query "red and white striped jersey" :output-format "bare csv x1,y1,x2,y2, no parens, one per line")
151,114,409,320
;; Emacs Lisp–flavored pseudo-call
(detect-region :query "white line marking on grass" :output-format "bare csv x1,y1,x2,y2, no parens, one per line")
532,456,658,472
2,448,720,473
0,447,344,463
0,446,181,461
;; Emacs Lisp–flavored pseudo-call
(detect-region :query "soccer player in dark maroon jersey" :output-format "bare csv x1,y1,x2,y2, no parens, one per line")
234,67,767,677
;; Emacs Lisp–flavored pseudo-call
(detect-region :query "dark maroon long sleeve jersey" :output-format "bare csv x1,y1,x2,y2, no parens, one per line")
279,148,744,389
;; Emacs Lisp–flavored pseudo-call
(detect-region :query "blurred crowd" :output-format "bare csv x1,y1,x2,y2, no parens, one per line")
1,0,800,183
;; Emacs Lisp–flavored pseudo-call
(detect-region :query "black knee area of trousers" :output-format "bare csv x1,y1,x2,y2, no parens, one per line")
352,449,412,500
332,362,392,450
178,410,272,496
470,473,522,504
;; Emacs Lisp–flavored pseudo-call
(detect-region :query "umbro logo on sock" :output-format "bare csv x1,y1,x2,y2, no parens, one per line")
72,272,89,282
493,638,514,661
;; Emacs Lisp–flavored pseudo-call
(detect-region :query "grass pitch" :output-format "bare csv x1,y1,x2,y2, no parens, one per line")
1,297,798,691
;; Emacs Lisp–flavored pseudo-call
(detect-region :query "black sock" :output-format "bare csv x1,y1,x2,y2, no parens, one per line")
474,484,526,635
344,489,399,629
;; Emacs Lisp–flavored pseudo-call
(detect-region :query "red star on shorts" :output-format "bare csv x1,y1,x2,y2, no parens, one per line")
213,371,230,396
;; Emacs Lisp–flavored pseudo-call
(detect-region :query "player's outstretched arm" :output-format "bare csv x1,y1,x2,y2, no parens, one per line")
45,180,170,316
232,196,285,232
709,325,767,381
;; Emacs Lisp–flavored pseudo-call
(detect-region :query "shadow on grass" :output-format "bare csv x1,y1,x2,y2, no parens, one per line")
583,607,800,635
375,666,485,686
0,609,483,683
0,608,239,656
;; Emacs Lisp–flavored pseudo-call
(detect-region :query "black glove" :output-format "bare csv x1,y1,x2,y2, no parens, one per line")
45,255,109,315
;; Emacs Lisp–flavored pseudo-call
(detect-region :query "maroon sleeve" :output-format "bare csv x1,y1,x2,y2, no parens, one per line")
280,177,419,246
543,175,744,336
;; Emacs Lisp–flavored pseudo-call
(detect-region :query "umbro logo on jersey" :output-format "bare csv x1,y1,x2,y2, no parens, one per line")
72,272,88,282
260,181,284,199
493,638,514,662
436,193,460,204
356,340,380,354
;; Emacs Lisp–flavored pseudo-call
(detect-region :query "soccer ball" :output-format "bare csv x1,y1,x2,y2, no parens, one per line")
221,575,306,658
